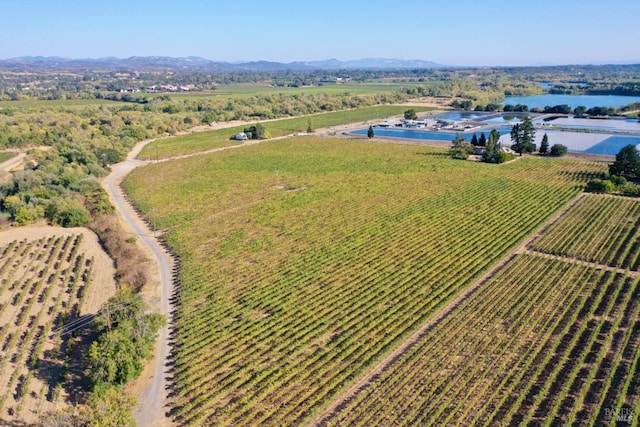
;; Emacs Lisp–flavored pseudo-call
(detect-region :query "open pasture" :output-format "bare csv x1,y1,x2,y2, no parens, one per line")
0,151,17,164
0,98,122,109
137,105,436,160
166,82,421,100
124,137,608,425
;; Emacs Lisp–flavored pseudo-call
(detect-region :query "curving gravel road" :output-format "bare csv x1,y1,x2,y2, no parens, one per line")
102,140,175,427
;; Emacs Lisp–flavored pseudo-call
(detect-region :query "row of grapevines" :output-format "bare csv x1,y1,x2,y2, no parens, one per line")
530,194,640,270
323,254,639,426
150,143,606,425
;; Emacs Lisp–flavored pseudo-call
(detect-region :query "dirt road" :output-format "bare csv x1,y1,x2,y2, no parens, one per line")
102,140,175,427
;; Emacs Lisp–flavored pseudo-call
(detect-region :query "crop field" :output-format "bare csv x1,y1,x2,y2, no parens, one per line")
0,229,115,424
124,136,608,425
530,194,640,269
321,253,639,426
137,105,436,160
320,194,640,426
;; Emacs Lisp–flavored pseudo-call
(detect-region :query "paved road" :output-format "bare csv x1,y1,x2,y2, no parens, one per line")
102,140,175,427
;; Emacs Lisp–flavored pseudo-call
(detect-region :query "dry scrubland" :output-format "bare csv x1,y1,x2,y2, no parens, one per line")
123,136,629,425
0,227,116,425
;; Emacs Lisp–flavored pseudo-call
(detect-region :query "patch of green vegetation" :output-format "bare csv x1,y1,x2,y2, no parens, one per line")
0,151,17,163
137,105,437,159
0,98,122,109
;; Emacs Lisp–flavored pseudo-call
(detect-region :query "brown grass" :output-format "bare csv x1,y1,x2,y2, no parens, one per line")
88,214,150,292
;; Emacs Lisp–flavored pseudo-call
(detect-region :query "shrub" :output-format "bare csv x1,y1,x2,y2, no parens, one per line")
609,174,627,187
495,151,516,163
549,144,568,157
620,183,640,196
585,179,615,193
47,197,91,227
14,205,45,225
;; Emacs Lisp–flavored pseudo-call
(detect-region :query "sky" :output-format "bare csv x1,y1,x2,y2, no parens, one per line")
2,0,638,67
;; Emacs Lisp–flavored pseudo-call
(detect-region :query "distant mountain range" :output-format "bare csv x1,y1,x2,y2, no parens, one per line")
0,56,447,73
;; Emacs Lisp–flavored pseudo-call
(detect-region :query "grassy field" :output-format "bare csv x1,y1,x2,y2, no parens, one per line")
0,152,17,164
137,105,437,159
124,136,607,425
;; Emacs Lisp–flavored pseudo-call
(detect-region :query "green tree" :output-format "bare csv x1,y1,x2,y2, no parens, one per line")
470,134,478,146
87,289,165,391
243,123,271,139
482,129,500,163
549,143,568,157
306,118,313,133
367,125,374,139
450,135,474,160
609,144,640,177
404,109,418,120
539,133,549,154
510,116,536,155
585,179,615,193
574,105,587,117
46,197,91,227
478,133,487,147
87,330,143,387
42,388,137,427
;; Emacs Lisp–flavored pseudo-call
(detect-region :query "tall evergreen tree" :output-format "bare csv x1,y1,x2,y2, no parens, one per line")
478,133,487,147
482,129,500,162
510,116,536,155
610,144,640,177
539,133,549,154
367,125,374,139
471,134,479,146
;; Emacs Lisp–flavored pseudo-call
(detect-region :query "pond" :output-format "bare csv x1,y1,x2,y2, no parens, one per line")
352,127,511,143
354,126,640,157
437,112,486,121
504,94,640,109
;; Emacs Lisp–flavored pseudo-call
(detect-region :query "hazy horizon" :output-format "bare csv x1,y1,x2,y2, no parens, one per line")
3,0,639,67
